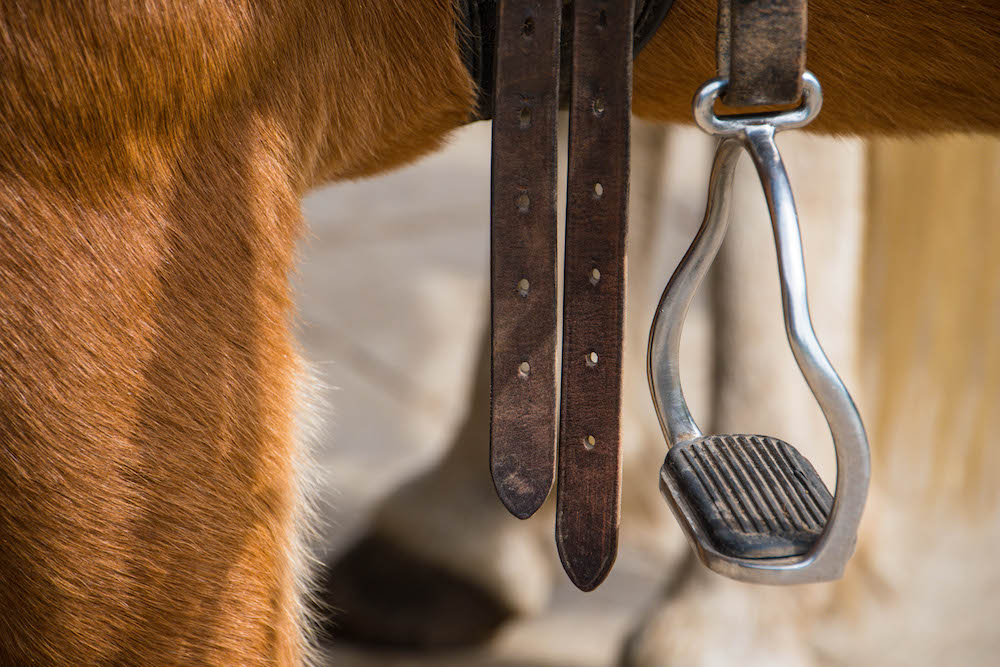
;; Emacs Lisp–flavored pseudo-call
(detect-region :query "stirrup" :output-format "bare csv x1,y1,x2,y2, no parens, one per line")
647,72,870,584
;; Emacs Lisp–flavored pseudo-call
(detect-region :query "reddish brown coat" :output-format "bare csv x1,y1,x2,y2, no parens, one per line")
0,1,996,664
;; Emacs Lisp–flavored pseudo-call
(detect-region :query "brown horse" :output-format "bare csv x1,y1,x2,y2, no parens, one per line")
0,1,997,664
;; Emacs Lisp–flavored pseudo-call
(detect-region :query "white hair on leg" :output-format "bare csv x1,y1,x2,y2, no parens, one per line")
288,360,330,665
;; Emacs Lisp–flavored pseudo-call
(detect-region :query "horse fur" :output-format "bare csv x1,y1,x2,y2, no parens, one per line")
0,1,470,663
0,0,997,664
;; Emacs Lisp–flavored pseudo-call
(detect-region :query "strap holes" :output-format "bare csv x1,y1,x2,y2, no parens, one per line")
589,267,601,285
519,106,531,128
582,435,596,450
522,17,534,37
517,278,530,296
517,192,530,212
592,98,606,117
518,361,531,377
593,182,604,198
586,351,599,367
597,9,607,28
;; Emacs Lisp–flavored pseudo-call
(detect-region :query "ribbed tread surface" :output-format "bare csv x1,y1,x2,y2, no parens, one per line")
665,434,832,558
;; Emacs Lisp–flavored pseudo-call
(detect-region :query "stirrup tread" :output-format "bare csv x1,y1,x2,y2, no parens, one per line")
664,435,832,559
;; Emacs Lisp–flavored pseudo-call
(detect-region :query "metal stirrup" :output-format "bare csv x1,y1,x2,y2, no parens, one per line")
647,72,871,584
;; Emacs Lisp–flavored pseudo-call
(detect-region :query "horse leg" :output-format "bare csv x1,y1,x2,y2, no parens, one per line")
0,119,317,665
0,1,479,662
322,320,555,647
809,136,1000,666
320,118,705,648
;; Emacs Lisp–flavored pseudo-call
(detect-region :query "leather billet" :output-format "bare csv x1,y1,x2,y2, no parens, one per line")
483,0,674,589
490,0,561,519
554,0,634,591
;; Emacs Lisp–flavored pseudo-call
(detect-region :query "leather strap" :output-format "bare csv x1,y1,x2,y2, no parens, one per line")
555,0,634,591
462,0,673,121
717,0,807,106
489,0,561,519
483,0,674,589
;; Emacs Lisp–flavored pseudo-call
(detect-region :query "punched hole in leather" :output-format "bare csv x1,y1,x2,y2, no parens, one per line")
483,0,675,589
490,0,561,520
554,0,633,592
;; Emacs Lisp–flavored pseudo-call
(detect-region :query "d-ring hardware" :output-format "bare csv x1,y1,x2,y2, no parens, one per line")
647,72,870,584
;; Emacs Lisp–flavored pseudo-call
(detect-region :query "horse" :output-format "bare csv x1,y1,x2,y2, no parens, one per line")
1,1,997,664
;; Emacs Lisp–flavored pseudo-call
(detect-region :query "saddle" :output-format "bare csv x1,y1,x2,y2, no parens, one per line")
460,0,870,589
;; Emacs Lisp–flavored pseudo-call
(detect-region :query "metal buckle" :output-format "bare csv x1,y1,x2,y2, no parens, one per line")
647,72,870,584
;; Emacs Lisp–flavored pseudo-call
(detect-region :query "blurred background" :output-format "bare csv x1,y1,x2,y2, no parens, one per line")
295,119,1000,666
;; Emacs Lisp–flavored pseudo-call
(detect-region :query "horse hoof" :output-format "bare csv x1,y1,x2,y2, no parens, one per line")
321,533,515,649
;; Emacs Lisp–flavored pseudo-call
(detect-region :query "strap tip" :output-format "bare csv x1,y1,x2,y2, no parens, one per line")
491,465,554,520
555,529,618,592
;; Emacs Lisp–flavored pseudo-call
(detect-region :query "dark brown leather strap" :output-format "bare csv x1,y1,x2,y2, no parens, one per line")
555,0,633,591
717,0,807,106
489,0,560,519
485,0,674,589
462,0,675,122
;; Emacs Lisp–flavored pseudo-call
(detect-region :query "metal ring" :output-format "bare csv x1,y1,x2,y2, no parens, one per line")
693,71,823,137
